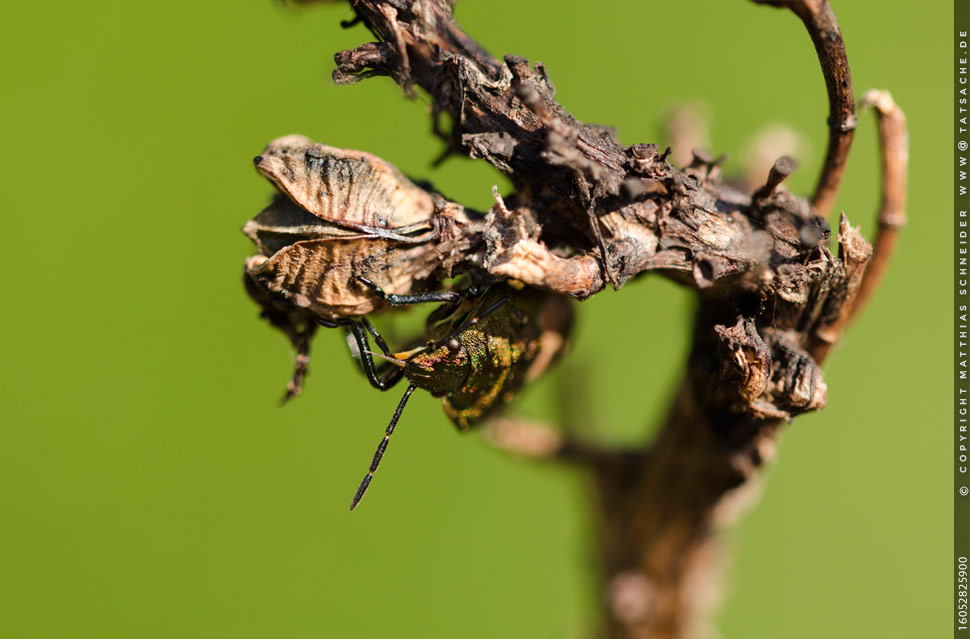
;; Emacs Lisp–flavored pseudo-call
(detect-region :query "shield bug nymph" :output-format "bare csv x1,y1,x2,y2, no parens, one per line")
336,283,574,509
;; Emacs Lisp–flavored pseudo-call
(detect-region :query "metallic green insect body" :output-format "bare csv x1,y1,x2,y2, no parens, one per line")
347,284,573,508
404,286,562,430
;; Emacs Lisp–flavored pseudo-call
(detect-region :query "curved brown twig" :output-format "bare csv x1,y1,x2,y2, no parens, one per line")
807,90,908,365
755,0,857,218
853,89,908,316
484,417,628,468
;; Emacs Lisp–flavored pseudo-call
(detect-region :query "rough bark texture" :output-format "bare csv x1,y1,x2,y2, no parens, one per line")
287,1,906,636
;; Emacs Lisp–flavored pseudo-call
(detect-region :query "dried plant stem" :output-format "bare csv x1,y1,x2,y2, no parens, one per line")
285,0,910,636
853,89,908,317
755,0,858,218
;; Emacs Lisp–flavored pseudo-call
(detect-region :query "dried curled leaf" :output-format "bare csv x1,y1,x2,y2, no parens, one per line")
244,137,483,321
243,195,361,257
245,238,446,319
255,135,436,234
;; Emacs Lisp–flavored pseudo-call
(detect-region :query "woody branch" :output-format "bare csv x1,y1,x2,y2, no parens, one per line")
308,0,907,637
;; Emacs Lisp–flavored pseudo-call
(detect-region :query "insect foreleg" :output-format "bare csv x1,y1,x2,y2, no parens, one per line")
318,317,404,391
360,317,392,356
357,276,462,306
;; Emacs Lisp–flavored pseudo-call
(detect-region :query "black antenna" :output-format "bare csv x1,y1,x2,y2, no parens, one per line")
349,384,417,510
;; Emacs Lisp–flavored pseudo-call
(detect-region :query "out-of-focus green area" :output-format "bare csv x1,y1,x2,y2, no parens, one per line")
0,1,948,637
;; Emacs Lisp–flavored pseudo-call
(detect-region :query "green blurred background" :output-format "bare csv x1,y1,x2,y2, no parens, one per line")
0,1,948,637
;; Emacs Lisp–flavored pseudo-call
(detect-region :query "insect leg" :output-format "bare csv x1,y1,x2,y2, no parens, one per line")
360,317,392,355
349,320,404,390
316,317,350,330
357,276,461,306
316,317,360,366
359,317,407,387
318,317,404,392
350,384,417,510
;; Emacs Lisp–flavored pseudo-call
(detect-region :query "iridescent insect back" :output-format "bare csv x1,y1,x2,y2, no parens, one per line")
344,283,574,509
418,285,573,430
242,135,480,400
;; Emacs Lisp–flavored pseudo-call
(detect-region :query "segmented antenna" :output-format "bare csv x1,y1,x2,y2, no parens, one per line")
349,384,417,510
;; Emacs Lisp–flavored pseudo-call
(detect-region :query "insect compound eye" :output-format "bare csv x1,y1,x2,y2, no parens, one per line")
446,338,461,353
